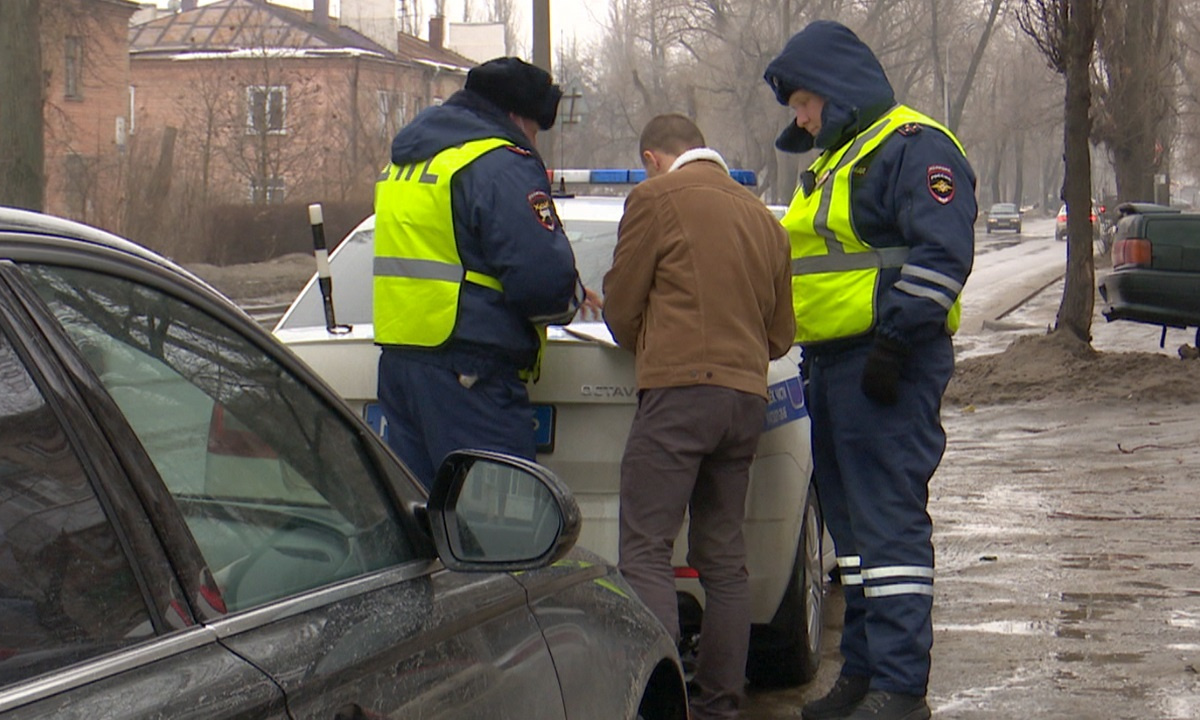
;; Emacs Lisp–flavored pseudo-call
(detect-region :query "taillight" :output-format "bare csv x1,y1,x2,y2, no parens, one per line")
1112,238,1152,268
1057,212,1067,222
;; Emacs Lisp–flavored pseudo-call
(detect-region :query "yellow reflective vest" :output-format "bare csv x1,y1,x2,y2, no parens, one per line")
373,138,511,348
781,105,966,345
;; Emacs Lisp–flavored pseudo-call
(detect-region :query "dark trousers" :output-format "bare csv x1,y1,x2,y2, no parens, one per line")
806,335,954,697
618,385,767,720
378,348,535,489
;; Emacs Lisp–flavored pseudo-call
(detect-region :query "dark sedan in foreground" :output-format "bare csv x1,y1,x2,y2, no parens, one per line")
0,207,686,719
1099,202,1200,344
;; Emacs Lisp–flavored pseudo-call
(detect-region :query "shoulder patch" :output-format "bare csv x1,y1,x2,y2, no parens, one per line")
927,165,955,205
527,190,557,231
505,145,533,157
897,123,923,137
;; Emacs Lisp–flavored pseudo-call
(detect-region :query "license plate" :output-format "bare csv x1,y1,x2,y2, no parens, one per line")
364,401,556,453
364,402,388,441
532,404,555,453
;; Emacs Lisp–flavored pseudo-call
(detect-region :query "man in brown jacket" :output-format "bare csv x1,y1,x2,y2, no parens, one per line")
603,114,794,720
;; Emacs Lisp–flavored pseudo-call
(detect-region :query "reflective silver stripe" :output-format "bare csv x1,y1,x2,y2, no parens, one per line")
793,246,910,275
901,263,964,294
810,113,897,254
374,256,461,282
864,583,935,598
837,556,863,585
862,565,936,580
895,280,955,310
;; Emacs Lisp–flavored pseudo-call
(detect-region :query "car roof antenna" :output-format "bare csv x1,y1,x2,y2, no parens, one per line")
308,203,352,335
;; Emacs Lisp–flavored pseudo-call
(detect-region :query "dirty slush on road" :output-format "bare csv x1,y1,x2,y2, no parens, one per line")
194,256,1200,719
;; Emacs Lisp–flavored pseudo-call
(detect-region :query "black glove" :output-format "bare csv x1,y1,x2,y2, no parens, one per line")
860,337,908,405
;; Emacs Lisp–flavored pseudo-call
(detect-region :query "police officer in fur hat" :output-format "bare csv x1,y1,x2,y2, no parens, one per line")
374,57,594,489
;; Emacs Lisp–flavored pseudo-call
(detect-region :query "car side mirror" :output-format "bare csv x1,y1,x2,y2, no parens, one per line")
425,450,582,572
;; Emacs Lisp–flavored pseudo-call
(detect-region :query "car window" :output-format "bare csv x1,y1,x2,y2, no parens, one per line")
989,203,1016,213
561,218,618,300
0,326,154,686
21,264,417,612
276,225,375,331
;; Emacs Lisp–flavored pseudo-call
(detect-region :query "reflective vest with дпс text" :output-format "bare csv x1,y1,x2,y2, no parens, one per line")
781,105,966,345
373,137,511,349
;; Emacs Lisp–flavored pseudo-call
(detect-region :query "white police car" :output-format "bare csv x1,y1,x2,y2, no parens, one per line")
273,170,825,687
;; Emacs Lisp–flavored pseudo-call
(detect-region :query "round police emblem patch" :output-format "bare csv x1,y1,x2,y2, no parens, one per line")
927,165,955,204
527,191,557,231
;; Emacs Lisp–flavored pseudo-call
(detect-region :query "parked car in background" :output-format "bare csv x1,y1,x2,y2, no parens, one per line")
985,202,1022,233
275,173,830,689
0,207,686,719
1098,202,1200,345
1055,202,1100,242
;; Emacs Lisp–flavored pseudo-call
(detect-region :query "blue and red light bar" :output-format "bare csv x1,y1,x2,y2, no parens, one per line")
548,168,758,187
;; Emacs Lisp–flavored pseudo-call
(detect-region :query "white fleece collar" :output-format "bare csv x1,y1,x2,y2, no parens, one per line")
668,147,730,174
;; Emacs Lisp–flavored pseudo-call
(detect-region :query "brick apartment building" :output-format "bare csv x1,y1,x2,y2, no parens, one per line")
39,0,141,228
128,0,471,208
121,0,473,259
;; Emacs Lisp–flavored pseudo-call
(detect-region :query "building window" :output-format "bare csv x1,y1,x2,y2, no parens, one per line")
246,85,286,134
249,177,286,204
129,85,136,135
397,92,408,127
376,90,392,136
65,36,83,99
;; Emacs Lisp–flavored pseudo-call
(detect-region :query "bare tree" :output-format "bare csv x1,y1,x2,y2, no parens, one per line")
0,0,44,211
1092,0,1176,205
934,0,1006,132
1018,0,1101,342
1174,1,1200,193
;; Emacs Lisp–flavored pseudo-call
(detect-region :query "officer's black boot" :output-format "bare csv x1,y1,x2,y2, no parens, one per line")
800,674,871,720
842,690,930,720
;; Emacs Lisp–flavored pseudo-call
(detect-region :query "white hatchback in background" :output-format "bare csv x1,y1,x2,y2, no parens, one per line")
273,175,826,688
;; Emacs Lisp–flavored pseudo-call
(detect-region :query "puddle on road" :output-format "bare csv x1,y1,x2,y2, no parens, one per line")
940,592,1146,642
938,620,1053,636
1160,695,1200,719
1053,650,1145,664
1169,610,1200,629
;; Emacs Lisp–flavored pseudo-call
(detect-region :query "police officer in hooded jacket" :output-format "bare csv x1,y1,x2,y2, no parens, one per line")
763,21,976,720
374,57,586,489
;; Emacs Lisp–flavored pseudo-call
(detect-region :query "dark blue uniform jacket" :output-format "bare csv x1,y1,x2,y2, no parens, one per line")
765,20,977,350
387,90,579,369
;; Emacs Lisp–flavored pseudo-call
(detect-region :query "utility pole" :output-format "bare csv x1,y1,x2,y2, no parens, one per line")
532,0,550,72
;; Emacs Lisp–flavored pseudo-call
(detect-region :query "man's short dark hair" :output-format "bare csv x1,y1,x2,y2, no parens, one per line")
639,114,706,156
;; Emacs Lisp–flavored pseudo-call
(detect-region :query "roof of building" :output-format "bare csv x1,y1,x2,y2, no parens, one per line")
129,0,474,71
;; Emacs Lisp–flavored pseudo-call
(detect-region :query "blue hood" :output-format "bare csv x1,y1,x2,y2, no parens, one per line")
763,20,896,153
391,90,538,166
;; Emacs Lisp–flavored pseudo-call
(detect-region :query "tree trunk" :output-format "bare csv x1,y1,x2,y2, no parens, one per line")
1056,0,1098,343
1013,133,1026,206
0,0,44,211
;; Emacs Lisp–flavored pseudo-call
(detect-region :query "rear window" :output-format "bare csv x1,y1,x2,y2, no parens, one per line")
989,203,1017,213
1145,216,1200,247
